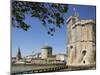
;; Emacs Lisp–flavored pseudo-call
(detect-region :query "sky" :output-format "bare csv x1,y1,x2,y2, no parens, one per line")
12,3,96,57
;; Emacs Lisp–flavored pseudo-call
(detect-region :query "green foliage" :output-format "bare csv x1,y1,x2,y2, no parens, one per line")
12,1,68,35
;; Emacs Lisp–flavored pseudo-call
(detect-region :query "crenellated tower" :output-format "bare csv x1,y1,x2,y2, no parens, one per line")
66,8,96,66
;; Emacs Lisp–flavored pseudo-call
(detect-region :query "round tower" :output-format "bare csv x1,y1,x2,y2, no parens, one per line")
41,46,52,59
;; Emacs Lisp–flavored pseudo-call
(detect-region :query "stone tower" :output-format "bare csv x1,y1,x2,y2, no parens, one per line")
16,48,22,61
66,8,96,65
41,46,52,59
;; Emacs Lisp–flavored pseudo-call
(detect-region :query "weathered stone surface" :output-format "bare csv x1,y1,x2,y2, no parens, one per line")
66,12,96,66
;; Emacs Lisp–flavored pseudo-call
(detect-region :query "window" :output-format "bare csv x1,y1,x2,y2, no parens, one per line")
70,45,73,49
82,50,87,56
83,60,85,64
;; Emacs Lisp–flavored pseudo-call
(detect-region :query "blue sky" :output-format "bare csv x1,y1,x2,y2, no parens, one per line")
12,4,96,57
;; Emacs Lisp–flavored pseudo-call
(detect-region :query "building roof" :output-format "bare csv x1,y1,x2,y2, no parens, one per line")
41,46,52,49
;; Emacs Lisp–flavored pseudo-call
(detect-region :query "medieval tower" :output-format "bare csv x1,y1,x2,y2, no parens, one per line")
66,8,96,65
16,48,22,61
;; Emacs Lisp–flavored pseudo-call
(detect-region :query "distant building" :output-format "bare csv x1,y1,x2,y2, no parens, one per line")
25,53,41,63
56,54,67,62
26,53,41,59
46,55,56,64
41,46,52,59
14,46,67,64
66,9,96,65
12,57,16,64
16,48,22,61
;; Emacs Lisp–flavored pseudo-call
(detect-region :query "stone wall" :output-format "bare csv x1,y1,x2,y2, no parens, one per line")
67,19,96,66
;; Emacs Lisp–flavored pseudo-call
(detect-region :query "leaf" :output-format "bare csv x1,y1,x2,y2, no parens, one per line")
20,22,30,31
48,31,50,35
48,19,52,23
54,13,60,17
49,28,55,32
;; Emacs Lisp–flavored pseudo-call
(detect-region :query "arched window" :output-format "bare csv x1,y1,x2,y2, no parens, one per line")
82,50,87,56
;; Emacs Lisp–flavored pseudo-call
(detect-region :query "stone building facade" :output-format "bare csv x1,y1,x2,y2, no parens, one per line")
41,46,52,59
66,10,96,65
56,54,67,62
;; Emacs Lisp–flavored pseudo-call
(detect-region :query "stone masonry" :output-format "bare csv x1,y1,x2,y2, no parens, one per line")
66,9,96,66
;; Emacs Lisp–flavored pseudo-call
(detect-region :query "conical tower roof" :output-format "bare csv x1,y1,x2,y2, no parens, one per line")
16,48,22,60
